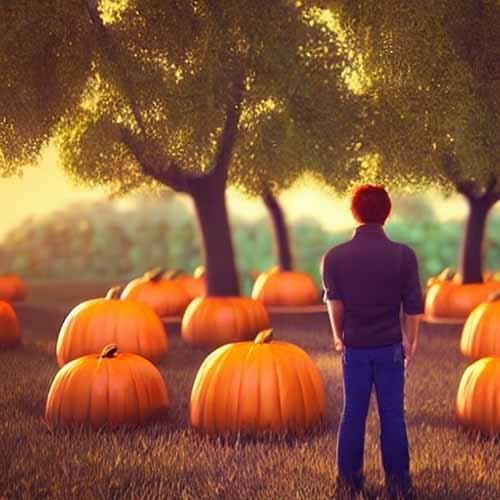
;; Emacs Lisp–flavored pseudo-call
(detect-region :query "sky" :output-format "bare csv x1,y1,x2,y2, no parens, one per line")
0,144,497,240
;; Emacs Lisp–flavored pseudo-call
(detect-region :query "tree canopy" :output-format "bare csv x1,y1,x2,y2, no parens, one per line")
333,0,500,194
327,0,500,282
1,0,365,295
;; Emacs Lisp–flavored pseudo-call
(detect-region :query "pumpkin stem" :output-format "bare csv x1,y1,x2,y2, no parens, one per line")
100,344,118,358
163,269,182,280
144,267,165,282
438,267,455,281
105,286,123,300
193,265,205,279
255,329,273,344
487,291,500,303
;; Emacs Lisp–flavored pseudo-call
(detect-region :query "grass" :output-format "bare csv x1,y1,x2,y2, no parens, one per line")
2,286,499,499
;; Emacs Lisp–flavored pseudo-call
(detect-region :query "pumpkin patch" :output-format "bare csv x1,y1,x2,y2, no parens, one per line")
251,267,320,307
425,280,500,320
460,291,500,360
56,287,168,366
0,274,27,302
0,300,21,347
121,268,192,317
181,296,270,348
190,329,326,434
46,344,169,429
456,357,500,436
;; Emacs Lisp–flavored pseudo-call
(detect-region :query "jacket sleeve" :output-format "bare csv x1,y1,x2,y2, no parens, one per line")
321,252,342,302
402,246,424,314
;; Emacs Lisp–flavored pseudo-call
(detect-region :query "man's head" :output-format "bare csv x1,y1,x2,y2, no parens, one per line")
351,184,391,225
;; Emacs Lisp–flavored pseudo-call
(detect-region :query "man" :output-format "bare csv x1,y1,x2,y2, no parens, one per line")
321,184,423,498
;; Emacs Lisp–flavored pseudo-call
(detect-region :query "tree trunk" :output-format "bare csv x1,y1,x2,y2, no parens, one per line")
191,180,240,296
458,196,492,283
263,191,293,271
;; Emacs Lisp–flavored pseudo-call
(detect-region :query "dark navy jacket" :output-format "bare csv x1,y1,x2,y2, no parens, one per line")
321,224,424,348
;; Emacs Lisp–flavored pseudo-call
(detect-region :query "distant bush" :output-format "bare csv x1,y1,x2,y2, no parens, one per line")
1,195,499,295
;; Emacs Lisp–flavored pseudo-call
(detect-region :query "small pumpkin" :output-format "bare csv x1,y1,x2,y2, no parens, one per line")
121,268,192,317
173,267,206,301
456,357,500,436
0,300,21,347
181,296,270,348
56,287,167,367
460,291,500,360
46,344,169,429
426,267,455,289
425,280,500,320
0,274,27,302
251,267,320,307
190,329,326,434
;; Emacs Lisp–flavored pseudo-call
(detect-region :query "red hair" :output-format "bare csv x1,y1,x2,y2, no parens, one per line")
351,184,391,225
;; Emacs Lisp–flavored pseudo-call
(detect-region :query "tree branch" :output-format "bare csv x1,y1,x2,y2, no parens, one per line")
86,0,147,136
200,71,246,188
120,128,193,193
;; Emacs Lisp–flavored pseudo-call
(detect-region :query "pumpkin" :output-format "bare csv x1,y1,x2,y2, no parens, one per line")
182,296,270,348
46,344,169,429
56,287,167,367
251,267,320,307
0,274,27,302
426,267,455,289
425,280,500,320
426,268,494,289
190,329,326,434
173,268,206,301
460,291,500,360
0,301,21,347
121,268,191,317
456,357,500,436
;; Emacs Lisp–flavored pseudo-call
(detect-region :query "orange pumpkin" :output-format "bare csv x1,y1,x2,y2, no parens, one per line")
173,267,206,301
46,344,169,429
460,292,500,360
251,267,320,307
456,357,500,436
0,300,21,347
425,280,500,320
56,287,167,367
0,274,27,302
181,296,270,348
121,268,191,317
190,329,326,434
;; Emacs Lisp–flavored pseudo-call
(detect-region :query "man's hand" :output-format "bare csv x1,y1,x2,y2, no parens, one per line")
326,299,345,354
402,312,421,368
334,336,344,353
402,338,416,368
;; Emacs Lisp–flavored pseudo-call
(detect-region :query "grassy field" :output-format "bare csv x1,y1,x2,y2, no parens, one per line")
2,283,499,499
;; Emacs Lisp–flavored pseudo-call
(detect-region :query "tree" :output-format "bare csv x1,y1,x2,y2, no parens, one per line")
1,1,362,296
334,0,500,283
262,190,293,271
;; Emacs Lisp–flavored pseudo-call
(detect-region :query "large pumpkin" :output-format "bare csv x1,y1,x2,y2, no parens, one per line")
0,300,21,347
0,274,27,302
190,329,326,434
456,357,500,436
56,287,167,367
460,292,500,360
121,268,191,317
425,280,500,320
46,344,169,429
251,267,320,307
182,296,270,348
173,267,206,301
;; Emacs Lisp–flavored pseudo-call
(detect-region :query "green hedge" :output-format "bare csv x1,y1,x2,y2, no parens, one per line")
1,196,499,295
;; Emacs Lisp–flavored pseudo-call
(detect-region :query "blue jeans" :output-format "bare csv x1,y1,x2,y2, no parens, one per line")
337,343,411,493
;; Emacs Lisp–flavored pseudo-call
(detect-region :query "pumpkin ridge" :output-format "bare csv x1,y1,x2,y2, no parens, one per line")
269,344,283,427
216,346,236,432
